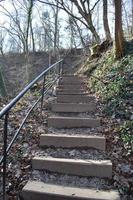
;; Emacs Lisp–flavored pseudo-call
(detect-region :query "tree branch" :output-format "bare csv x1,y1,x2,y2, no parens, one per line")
91,0,101,12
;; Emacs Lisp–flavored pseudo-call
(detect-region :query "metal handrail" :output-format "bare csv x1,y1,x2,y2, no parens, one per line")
0,77,59,165
0,59,63,200
0,59,63,118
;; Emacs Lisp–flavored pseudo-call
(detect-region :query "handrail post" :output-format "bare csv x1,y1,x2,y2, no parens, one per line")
3,113,9,200
59,60,63,77
59,62,61,77
61,60,63,75
41,75,46,111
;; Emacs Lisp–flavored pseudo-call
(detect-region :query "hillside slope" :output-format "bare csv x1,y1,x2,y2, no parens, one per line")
0,50,83,97
78,44,133,199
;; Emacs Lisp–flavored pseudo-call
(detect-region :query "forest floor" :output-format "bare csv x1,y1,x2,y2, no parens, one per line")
0,91,54,200
0,45,133,199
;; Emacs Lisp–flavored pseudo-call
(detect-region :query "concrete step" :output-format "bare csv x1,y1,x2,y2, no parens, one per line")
57,95,95,103
48,116,101,128
32,157,112,178
59,77,85,85
51,103,96,113
59,80,84,85
40,134,105,150
22,181,120,200
61,74,85,78
56,89,87,95
60,76,84,82
57,85,84,90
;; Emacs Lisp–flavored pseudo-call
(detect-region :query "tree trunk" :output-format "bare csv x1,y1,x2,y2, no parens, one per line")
30,19,35,52
89,24,101,44
103,0,112,41
132,0,133,36
0,68,7,97
54,3,59,55
86,12,101,44
114,0,124,59
25,0,34,54
123,3,130,37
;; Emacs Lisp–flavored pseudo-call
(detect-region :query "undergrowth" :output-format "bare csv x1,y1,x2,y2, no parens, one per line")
84,49,133,154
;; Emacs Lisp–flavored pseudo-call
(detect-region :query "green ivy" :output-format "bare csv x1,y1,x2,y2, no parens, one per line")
120,121,133,154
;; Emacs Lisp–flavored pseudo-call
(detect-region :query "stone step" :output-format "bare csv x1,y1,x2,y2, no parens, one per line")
59,80,85,85
61,74,85,77
59,78,85,85
32,157,112,178
22,181,120,200
40,134,105,151
56,89,87,95
61,75,79,78
47,116,101,128
57,84,84,90
57,95,95,103
60,76,84,82
51,103,96,113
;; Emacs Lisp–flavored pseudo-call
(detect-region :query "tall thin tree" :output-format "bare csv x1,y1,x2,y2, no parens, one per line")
103,0,112,41
131,0,133,35
114,0,124,59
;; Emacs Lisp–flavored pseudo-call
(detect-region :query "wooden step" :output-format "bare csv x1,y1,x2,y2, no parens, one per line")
32,157,112,178
56,89,87,95
22,181,120,200
48,116,101,128
40,134,106,150
51,103,96,113
57,95,95,103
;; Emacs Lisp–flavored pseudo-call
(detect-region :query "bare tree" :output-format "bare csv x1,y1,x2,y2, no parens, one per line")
0,67,7,97
114,0,125,59
52,1,59,54
37,0,101,44
0,31,7,96
103,0,112,41
25,0,35,53
131,0,133,35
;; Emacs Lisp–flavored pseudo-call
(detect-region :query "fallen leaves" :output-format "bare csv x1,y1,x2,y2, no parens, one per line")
0,93,50,199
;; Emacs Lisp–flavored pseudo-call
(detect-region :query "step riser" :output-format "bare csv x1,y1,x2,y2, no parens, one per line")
61,75,85,78
48,117,101,128
56,92,88,95
56,89,86,95
23,192,78,200
22,182,120,200
60,77,84,82
57,95,95,103
59,81,84,85
57,85,84,90
32,157,112,178
59,78,85,85
51,103,96,113
40,135,106,151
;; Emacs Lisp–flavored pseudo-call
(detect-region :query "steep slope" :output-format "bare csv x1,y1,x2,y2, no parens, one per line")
78,45,133,199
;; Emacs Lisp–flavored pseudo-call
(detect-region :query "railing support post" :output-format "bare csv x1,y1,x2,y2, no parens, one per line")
3,113,9,200
59,61,63,77
41,75,46,111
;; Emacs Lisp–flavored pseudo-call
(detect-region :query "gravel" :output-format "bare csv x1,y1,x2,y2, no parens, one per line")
47,127,104,136
51,114,99,119
33,148,108,160
30,170,112,190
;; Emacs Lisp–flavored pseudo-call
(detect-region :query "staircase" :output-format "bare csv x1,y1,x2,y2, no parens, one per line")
22,75,120,200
